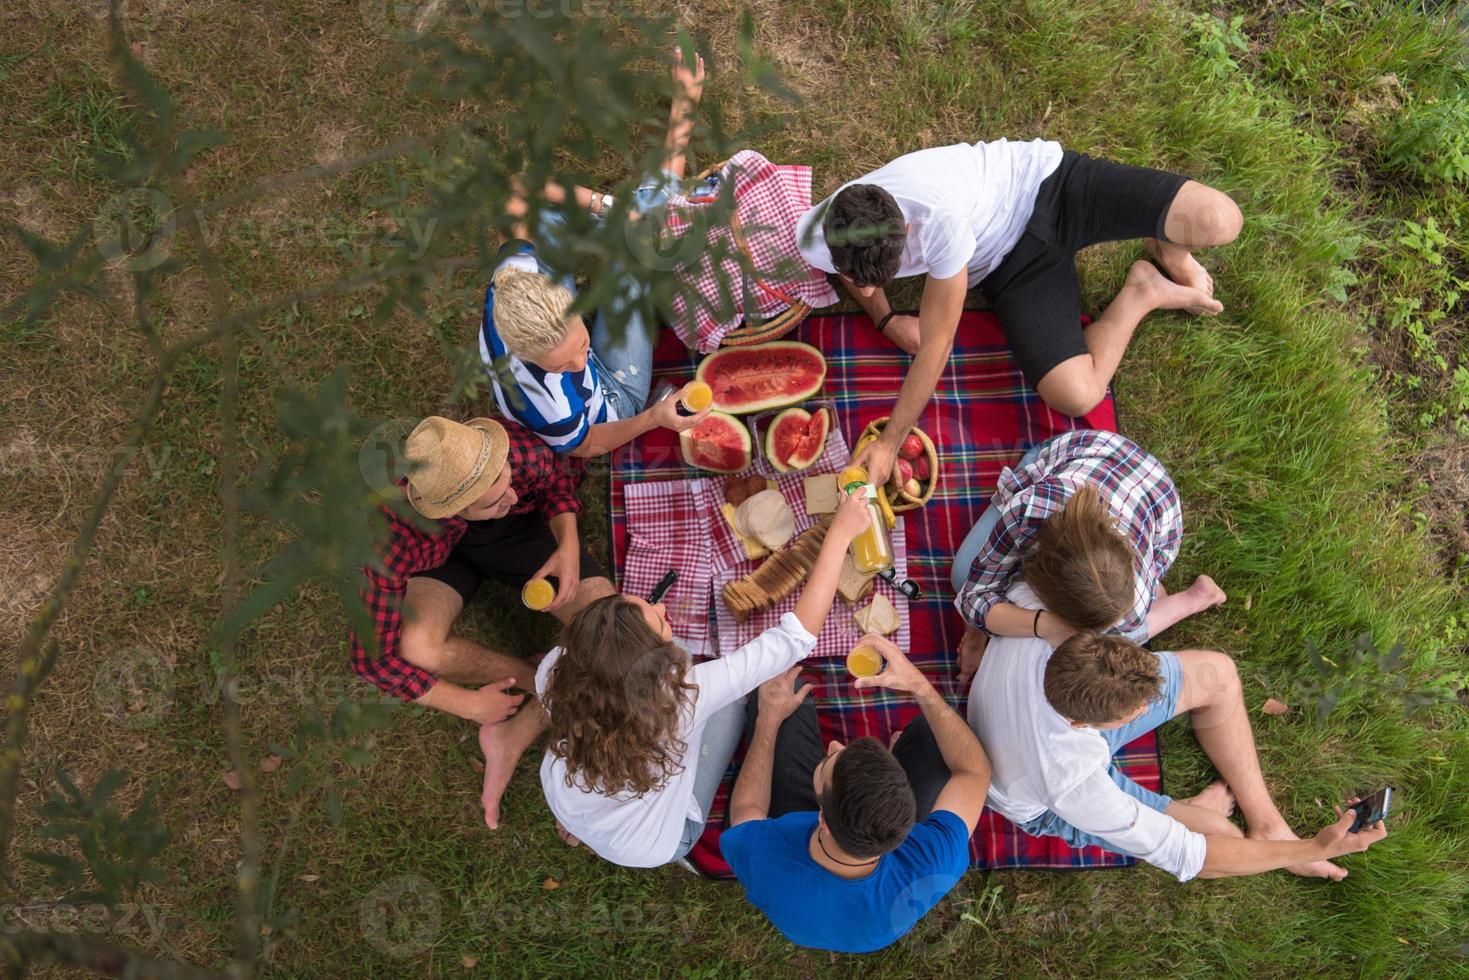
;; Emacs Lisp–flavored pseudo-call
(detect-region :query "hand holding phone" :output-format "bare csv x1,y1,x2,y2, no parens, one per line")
1347,786,1393,833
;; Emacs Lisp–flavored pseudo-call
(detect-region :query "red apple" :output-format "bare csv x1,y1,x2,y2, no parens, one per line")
894,458,914,485
912,454,931,481
899,433,924,460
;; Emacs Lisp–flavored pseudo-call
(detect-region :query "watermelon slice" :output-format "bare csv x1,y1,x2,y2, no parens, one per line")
765,407,830,473
679,411,753,473
696,341,827,414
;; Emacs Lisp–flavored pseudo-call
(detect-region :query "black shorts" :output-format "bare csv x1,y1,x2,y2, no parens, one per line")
980,151,1191,388
411,510,608,606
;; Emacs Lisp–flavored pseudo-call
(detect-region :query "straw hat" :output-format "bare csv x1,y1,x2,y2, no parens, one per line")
402,416,509,519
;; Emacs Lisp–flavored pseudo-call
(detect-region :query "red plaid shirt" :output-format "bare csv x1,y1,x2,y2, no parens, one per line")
350,421,582,700
954,430,1182,643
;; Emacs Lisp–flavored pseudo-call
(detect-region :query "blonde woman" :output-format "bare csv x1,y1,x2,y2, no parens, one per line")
481,49,708,456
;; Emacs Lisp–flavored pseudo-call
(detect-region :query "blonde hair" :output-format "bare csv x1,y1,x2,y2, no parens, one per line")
491,266,575,360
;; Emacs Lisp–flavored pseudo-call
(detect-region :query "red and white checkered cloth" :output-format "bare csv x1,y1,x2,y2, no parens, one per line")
662,149,839,352
711,423,910,659
621,479,721,658
621,415,909,660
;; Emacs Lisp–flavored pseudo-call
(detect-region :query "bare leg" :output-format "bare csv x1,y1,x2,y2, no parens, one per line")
402,578,536,685
1145,180,1242,301
552,575,617,624
1156,180,1243,249
1147,576,1227,638
1174,650,1346,880
479,701,548,830
1166,781,1240,837
1035,260,1222,417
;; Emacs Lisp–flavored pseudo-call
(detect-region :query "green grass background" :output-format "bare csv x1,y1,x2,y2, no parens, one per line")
1,0,1466,976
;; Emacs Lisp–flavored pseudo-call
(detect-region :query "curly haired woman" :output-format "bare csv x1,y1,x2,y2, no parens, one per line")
534,490,872,868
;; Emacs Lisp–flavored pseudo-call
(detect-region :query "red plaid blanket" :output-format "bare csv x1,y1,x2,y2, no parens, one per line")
608,311,1161,876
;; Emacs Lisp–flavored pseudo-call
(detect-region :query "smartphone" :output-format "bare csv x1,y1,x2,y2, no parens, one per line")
1348,786,1393,832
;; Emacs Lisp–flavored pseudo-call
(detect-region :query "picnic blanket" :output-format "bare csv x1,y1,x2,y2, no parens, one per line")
608,311,1162,876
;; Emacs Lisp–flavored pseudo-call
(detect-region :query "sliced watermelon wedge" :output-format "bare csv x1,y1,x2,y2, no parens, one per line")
765,407,830,473
696,341,827,414
679,411,753,473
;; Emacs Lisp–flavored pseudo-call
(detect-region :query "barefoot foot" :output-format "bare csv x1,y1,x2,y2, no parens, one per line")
1187,574,1227,611
1146,238,1215,298
1250,825,1348,881
1125,259,1223,317
555,818,581,848
1181,780,1236,817
478,721,518,830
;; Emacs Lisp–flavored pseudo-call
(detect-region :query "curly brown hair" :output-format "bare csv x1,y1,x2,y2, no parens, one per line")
1022,483,1137,630
541,595,697,798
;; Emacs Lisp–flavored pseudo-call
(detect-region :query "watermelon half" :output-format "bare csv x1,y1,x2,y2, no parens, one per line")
679,411,753,473
696,341,827,414
765,407,830,473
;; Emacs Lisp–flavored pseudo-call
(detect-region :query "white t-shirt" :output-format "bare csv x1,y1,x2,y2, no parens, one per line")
536,612,817,868
794,138,1064,287
965,584,1206,882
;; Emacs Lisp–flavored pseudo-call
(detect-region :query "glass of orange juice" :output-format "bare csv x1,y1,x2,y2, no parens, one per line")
521,577,556,611
678,380,713,415
846,644,885,678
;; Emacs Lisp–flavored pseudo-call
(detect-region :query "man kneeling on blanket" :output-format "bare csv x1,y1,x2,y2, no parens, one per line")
720,634,990,954
798,139,1243,487
968,583,1388,881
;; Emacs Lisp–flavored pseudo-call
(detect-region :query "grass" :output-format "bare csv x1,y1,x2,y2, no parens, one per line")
1,0,1467,976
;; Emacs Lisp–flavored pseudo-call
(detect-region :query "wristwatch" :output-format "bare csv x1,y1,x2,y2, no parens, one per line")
588,193,613,217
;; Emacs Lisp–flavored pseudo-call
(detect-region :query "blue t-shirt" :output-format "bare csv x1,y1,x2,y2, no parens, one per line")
479,242,616,454
720,809,970,954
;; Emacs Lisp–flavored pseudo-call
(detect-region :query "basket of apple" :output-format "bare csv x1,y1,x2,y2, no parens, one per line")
853,417,938,514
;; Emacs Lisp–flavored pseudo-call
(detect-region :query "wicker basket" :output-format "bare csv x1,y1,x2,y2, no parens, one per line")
857,417,939,514
691,159,812,348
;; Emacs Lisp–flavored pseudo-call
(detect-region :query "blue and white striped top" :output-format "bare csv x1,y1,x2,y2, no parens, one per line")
479,244,617,453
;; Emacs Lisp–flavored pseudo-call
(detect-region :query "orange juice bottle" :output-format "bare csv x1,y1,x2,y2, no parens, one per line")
841,469,894,575
677,380,713,416
521,577,556,611
846,644,884,678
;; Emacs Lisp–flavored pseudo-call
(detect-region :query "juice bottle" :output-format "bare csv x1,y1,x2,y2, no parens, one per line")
677,380,713,416
841,468,894,575
521,577,557,611
846,644,884,678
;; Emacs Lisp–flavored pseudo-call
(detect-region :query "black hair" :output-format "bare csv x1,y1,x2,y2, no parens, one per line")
817,737,916,858
821,184,906,287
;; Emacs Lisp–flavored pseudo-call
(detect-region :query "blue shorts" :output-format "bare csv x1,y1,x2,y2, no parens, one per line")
1017,649,1183,853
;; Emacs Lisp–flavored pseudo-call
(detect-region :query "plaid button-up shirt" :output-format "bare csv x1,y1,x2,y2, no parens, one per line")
350,421,583,700
954,430,1182,643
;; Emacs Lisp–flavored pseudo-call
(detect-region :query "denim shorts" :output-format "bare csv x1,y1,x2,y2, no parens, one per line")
1017,649,1183,853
